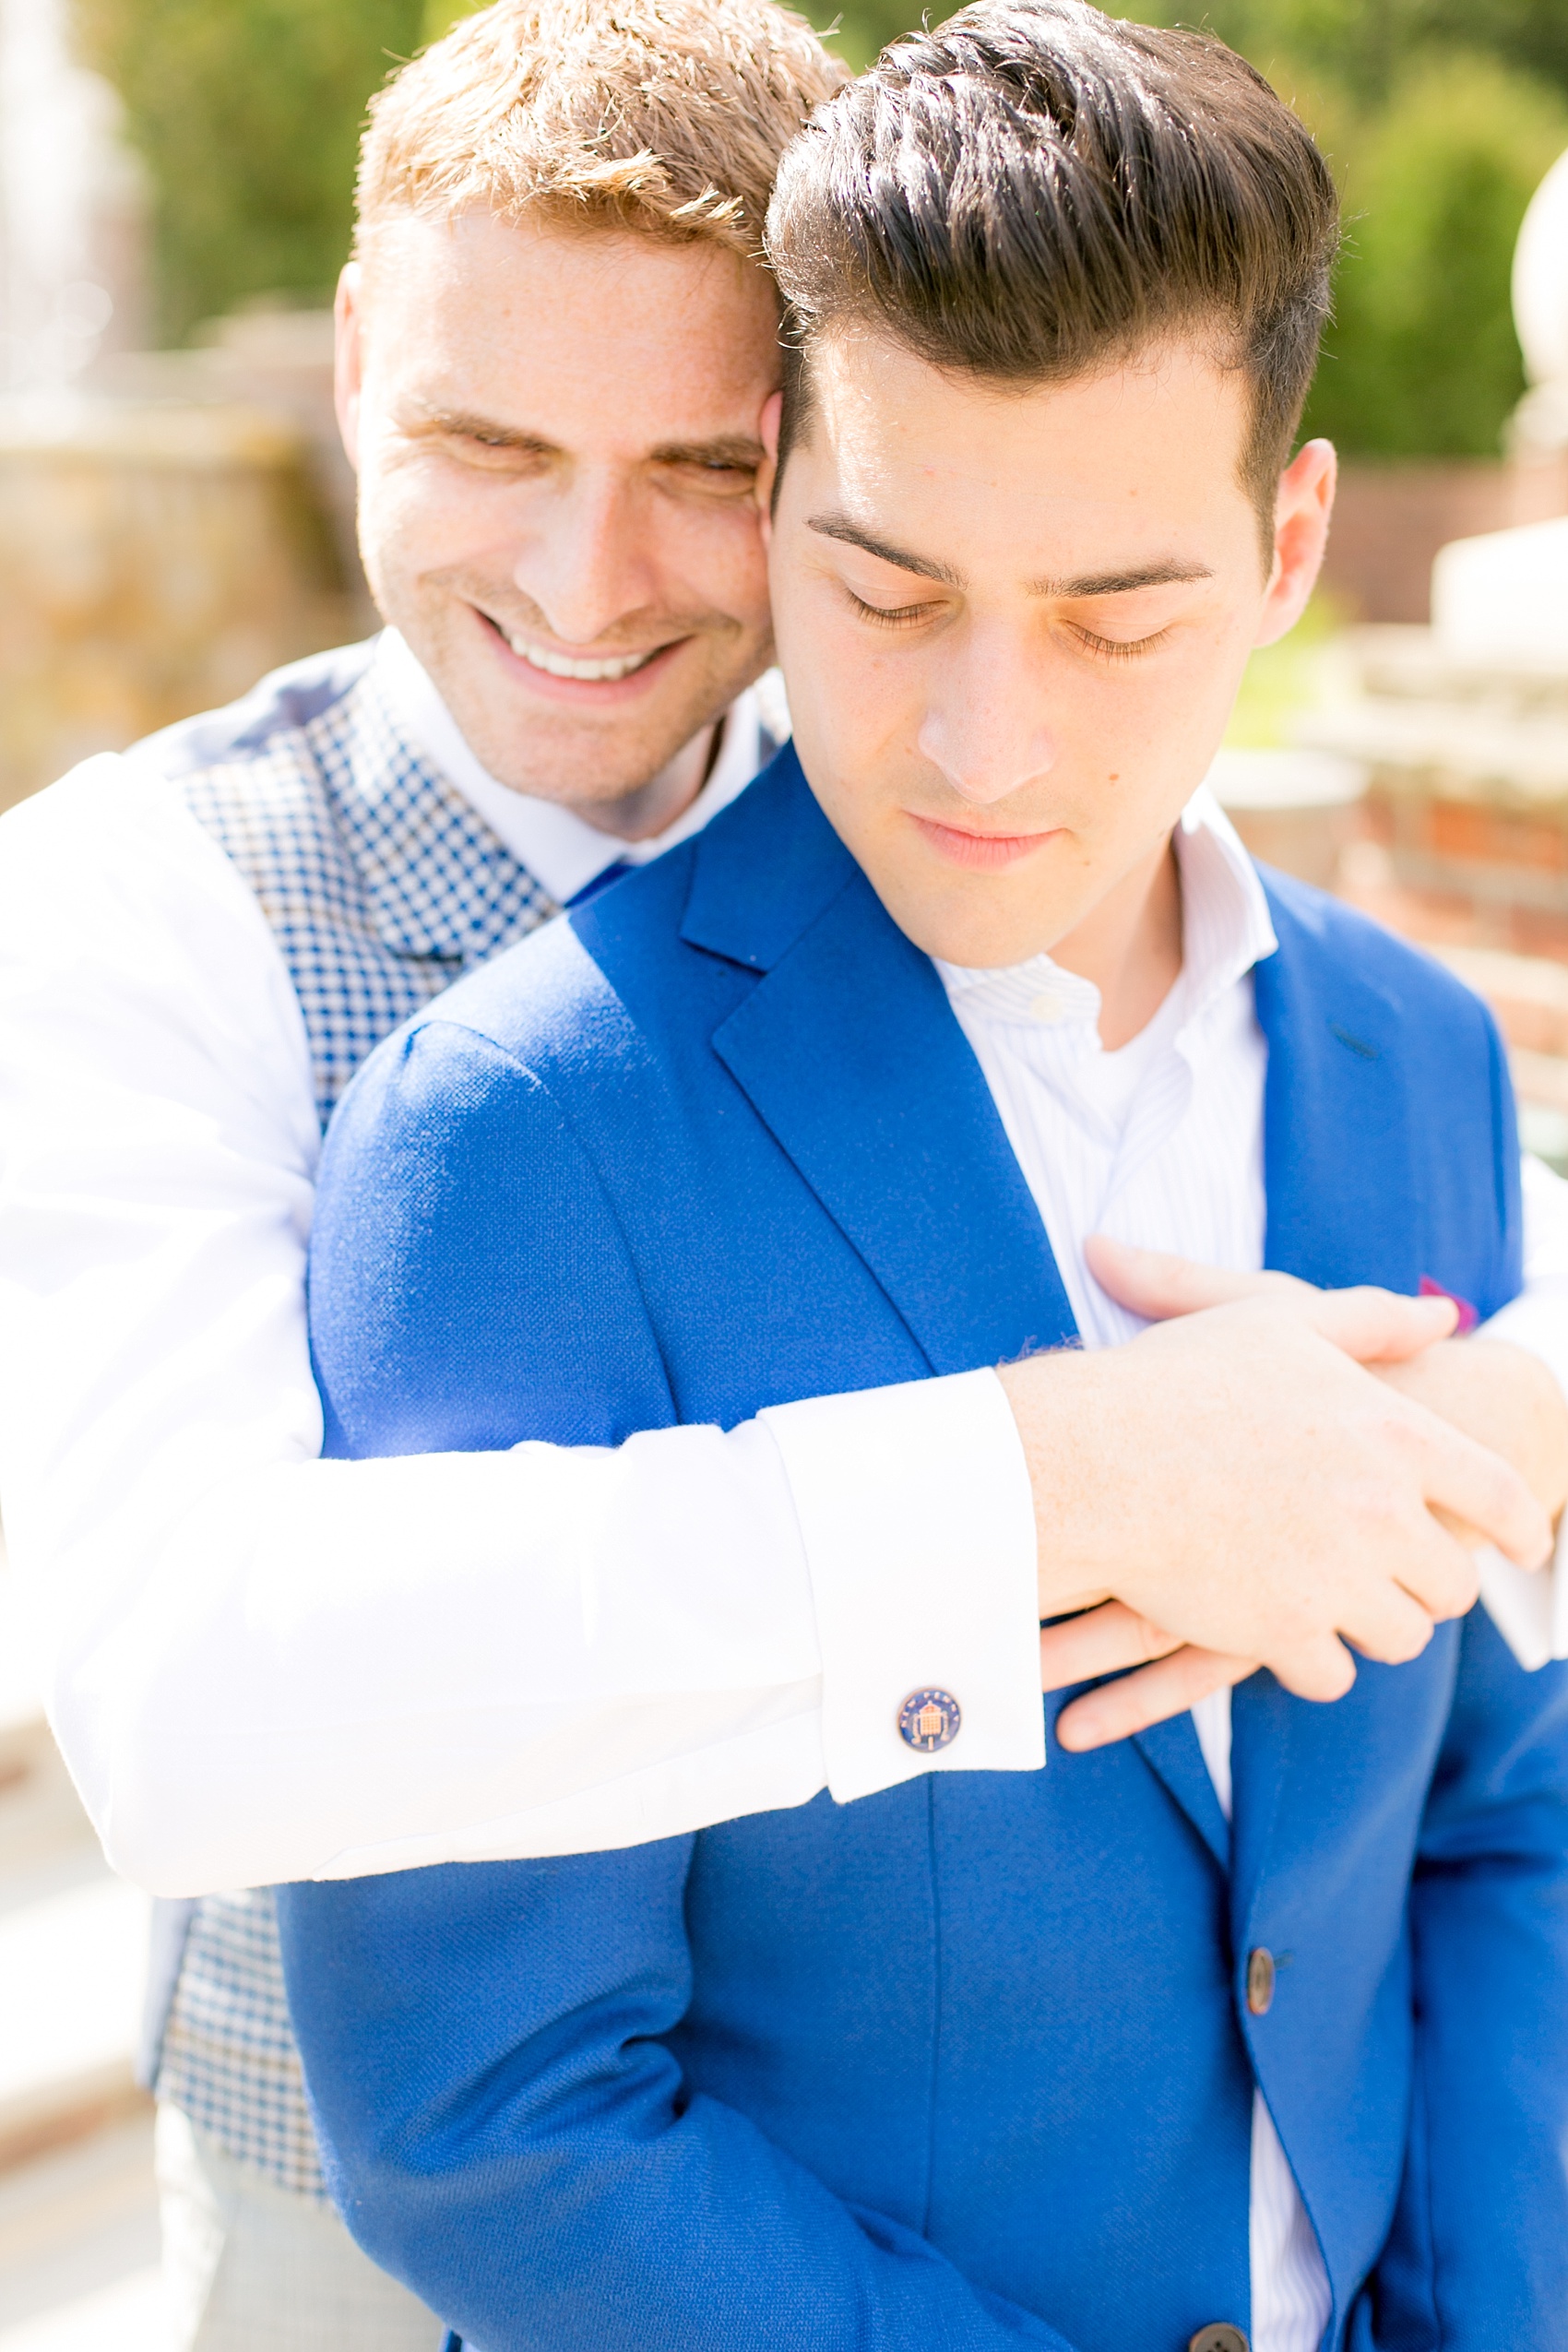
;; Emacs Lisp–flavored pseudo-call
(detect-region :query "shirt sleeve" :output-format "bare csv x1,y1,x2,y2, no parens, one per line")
1475,1150,1568,1669
0,764,1043,1897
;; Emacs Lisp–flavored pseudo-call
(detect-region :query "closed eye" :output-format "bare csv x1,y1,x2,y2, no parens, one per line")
847,589,939,629
1068,623,1174,663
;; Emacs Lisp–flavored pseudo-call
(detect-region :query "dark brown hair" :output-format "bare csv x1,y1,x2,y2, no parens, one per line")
766,0,1338,540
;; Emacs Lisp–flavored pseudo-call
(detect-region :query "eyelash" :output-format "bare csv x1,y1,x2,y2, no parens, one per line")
1067,624,1172,664
847,591,936,630
845,588,1175,662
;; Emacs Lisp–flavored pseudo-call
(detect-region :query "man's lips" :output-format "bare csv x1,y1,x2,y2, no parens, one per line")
909,814,1063,870
477,610,689,702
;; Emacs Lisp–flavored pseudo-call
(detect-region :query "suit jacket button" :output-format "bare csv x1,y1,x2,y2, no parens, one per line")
1190,2329,1249,2352
1246,1947,1276,2015
897,1689,961,1751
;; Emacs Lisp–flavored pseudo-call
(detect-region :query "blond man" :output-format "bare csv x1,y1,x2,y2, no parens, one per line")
4,2,1568,2345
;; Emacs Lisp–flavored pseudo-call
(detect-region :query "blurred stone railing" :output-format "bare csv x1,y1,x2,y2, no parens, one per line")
0,397,357,813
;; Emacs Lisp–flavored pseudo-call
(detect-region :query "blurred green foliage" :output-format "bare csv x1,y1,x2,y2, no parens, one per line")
1301,53,1568,454
833,0,1568,457
77,0,423,342
81,0,1568,462
1134,0,1568,104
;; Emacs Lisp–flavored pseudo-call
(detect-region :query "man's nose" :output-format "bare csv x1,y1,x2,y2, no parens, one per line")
917,699,1056,807
511,472,660,647
915,627,1057,806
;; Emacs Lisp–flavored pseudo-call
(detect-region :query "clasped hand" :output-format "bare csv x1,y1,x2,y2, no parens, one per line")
996,1238,1568,1752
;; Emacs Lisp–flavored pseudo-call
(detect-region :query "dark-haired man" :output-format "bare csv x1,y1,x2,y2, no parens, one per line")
279,7,1568,2346
279,8,1568,2342
14,5,1568,2343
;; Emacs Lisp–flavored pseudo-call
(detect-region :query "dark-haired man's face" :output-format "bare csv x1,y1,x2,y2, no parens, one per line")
763,330,1334,974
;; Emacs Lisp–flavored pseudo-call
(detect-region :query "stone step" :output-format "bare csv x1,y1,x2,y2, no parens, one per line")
0,1836,150,2173
1303,698,1568,804
1437,945,1568,1062
0,2111,160,2350
0,1553,149,2174
0,1716,101,1885
1324,625,1568,718
0,1549,160,2333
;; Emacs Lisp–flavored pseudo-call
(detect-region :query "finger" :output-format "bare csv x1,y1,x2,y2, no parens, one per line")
1083,1234,1307,1322
1390,1514,1485,1621
1414,1412,1553,1569
1264,1631,1358,1703
1054,1647,1254,1751
1039,1602,1182,1693
1303,1284,1458,1363
1329,1574,1441,1668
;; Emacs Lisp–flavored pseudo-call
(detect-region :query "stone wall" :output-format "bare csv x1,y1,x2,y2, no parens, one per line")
1321,456,1568,624
0,400,355,812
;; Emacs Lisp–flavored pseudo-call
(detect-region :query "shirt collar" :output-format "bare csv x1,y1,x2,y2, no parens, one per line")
375,628,766,907
935,781,1278,1035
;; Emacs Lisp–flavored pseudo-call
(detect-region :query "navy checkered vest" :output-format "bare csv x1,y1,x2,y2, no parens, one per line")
143,636,558,2193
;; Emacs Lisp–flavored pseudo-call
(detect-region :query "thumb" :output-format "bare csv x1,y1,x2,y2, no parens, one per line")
1301,1282,1459,1363
1085,1236,1460,1363
1085,1234,1307,1321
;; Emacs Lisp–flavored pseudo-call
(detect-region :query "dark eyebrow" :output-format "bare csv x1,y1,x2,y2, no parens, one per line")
414,405,558,452
807,516,1213,600
1027,561,1215,598
806,513,966,588
411,407,761,472
651,435,766,470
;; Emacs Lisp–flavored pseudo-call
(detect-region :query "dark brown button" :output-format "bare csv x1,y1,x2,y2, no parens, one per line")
1189,2329,1249,2352
1245,1947,1276,2016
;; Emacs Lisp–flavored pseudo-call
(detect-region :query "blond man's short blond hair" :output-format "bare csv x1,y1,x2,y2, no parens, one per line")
357,0,847,262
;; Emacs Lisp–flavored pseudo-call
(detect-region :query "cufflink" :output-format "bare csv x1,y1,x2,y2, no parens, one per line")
898,1688,961,1752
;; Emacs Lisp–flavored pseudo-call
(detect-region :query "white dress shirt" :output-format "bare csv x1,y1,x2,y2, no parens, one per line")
938,789,1568,2352
0,661,1041,1899
375,627,778,902
3,645,1566,1913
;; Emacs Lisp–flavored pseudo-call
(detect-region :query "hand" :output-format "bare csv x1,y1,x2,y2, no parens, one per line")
997,1242,1552,1750
1036,1602,1249,1750
1374,1336,1568,1530
1082,1241,1568,1531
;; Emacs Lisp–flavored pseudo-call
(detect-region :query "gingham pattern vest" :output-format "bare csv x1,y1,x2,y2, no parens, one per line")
145,636,558,2194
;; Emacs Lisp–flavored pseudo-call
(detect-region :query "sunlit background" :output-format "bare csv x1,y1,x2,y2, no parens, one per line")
61,0,1568,445
0,3,1564,2345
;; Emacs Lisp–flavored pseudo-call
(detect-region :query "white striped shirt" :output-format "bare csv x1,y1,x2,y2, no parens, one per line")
937,785,1328,2352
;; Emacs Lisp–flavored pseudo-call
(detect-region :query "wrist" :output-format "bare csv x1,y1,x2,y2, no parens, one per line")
995,1348,1123,1619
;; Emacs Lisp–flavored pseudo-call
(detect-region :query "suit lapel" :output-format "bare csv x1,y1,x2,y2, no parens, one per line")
689,760,1232,1865
1227,877,1423,1918
1255,880,1420,1294
1130,1716,1231,1869
708,862,1077,1373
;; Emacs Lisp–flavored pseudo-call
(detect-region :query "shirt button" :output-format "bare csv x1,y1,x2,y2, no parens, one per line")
1190,2327,1250,2352
1245,1947,1276,2016
1028,992,1067,1024
897,1688,962,1751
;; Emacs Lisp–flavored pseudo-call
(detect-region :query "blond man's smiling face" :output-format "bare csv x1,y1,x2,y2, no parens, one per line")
338,210,781,835
764,330,1335,970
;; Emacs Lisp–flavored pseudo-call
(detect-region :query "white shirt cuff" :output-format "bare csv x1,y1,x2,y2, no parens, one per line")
1480,1257,1568,1666
762,1368,1044,1804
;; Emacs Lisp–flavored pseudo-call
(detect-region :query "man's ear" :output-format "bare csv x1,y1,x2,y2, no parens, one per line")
755,390,783,548
334,262,364,476
1254,437,1336,648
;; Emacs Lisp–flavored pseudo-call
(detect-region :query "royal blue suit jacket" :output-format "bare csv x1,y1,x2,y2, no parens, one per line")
281,748,1568,2352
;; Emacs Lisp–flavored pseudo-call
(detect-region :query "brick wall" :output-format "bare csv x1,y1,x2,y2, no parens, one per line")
1321,456,1568,624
